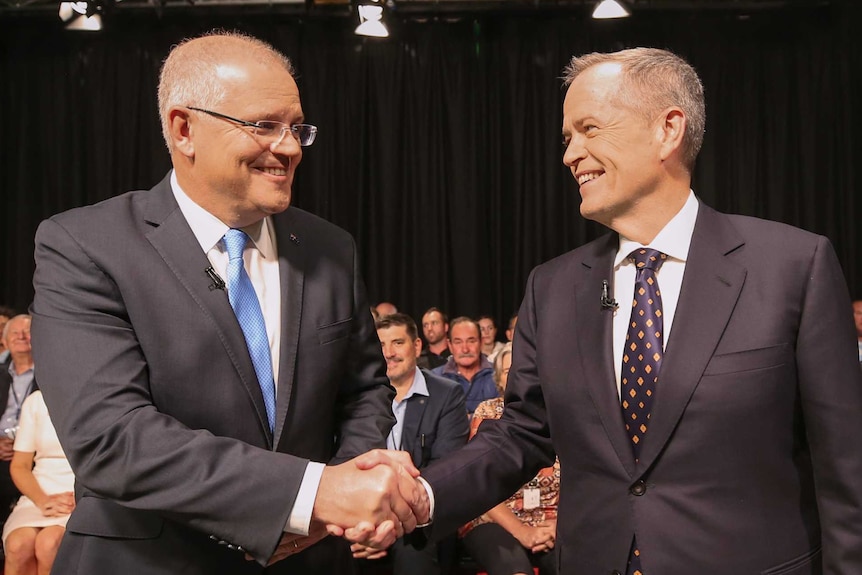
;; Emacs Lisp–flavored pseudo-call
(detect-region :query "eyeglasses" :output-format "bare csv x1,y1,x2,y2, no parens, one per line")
187,107,318,147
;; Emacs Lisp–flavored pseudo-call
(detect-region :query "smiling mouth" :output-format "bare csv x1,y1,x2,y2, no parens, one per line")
259,167,288,177
577,171,603,186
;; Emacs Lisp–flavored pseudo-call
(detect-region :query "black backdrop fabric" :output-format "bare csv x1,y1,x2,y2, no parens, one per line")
1,2,860,332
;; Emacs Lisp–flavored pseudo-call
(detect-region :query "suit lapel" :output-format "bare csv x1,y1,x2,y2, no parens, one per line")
402,395,427,465
271,210,305,448
636,204,746,472
575,234,637,477
142,177,273,446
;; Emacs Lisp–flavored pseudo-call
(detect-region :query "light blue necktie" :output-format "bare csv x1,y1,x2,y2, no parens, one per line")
223,229,276,433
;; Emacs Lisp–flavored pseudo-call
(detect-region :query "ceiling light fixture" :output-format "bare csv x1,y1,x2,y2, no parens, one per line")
59,1,106,31
592,0,630,19
355,3,389,38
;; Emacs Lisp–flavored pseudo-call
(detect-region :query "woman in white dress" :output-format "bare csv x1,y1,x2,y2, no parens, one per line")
2,391,75,575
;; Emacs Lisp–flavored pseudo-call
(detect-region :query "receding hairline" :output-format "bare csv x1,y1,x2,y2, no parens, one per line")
167,32,294,77
561,47,706,171
157,31,295,151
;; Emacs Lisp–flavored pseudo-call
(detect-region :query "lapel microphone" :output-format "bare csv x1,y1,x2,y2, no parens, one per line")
205,267,226,291
600,279,619,311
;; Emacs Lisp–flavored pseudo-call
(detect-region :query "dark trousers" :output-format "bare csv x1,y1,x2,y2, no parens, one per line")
462,523,556,575
0,459,19,525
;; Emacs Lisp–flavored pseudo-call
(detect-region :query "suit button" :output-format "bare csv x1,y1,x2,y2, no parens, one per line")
611,571,622,575
630,480,647,496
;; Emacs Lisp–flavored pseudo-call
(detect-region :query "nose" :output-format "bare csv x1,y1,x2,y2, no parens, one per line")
563,133,587,169
270,129,303,156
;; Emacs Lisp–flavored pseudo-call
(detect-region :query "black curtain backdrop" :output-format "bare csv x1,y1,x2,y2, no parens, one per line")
1,2,860,332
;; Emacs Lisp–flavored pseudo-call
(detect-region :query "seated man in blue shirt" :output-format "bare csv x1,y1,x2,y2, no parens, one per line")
432,317,499,414
352,313,469,575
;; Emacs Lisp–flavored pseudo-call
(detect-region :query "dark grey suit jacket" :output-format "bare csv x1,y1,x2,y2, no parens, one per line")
400,369,469,470
422,203,862,575
30,173,394,574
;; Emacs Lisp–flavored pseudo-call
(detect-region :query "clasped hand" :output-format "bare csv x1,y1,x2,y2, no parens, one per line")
313,449,430,550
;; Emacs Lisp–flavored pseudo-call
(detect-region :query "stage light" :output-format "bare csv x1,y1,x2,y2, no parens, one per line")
592,0,630,19
355,3,389,38
59,1,106,31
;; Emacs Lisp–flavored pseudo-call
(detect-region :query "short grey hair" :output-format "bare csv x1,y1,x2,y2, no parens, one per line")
157,30,295,153
563,47,705,172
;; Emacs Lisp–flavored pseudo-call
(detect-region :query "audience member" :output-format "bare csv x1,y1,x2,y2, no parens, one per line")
3,390,75,575
374,302,398,318
504,313,518,343
432,317,497,414
0,307,17,365
460,344,559,575
477,315,506,363
0,315,37,531
353,314,469,575
418,308,450,370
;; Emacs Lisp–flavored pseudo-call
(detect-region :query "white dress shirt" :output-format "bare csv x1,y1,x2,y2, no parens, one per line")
611,191,699,398
171,171,322,535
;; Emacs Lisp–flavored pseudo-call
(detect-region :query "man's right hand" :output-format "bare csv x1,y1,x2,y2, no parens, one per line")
312,449,421,549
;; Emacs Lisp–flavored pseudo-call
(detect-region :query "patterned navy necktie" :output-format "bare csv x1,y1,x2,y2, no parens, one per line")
223,229,277,433
620,247,667,575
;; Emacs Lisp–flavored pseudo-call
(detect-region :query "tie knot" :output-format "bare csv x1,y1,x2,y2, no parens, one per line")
223,229,249,261
628,248,667,272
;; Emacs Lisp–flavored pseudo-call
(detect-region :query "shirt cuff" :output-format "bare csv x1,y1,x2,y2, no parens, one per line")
416,476,435,527
284,461,325,535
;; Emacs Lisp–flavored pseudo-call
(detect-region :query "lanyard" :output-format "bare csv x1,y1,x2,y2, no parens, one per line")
9,378,33,421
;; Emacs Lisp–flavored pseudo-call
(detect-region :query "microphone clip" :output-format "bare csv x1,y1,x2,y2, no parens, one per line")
600,279,619,311
205,267,226,291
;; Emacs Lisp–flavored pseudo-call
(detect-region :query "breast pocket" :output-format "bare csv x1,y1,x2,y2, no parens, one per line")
760,547,821,575
703,343,792,376
317,318,352,345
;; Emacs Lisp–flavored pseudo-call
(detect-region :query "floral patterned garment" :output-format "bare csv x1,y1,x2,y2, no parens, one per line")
459,397,561,537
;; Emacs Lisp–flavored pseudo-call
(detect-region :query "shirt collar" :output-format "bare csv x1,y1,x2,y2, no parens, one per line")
614,190,699,268
170,170,276,259
397,367,430,404
7,360,33,378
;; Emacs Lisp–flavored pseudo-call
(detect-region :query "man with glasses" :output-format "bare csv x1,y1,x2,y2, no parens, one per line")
31,31,422,575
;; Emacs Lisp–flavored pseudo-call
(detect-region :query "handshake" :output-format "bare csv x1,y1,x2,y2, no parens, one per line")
266,449,430,565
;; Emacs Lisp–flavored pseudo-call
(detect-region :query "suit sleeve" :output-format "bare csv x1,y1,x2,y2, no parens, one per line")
31,217,302,563
420,268,556,536
329,237,395,464
795,236,862,574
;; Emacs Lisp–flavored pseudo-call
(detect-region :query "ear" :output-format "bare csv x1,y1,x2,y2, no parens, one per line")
657,107,686,162
168,107,195,159
413,338,422,359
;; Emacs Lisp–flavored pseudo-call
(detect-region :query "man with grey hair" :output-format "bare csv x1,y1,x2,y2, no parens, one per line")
31,31,423,574
0,314,37,531
0,305,17,365
393,47,862,575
